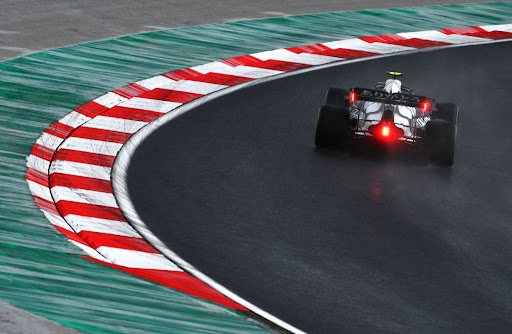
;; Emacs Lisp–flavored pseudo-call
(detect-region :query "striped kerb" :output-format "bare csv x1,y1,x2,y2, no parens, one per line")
26,24,512,310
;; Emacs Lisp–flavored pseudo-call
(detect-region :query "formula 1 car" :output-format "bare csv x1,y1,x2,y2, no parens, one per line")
314,72,459,166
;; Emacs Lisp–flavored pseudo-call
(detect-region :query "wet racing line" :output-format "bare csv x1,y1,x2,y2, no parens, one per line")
127,41,512,333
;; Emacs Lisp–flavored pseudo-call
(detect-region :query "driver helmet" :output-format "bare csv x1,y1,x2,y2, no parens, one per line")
384,78,402,94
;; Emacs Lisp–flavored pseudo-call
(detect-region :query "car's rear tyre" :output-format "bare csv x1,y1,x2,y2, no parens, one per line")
433,103,459,123
325,88,349,107
315,105,350,149
425,119,456,166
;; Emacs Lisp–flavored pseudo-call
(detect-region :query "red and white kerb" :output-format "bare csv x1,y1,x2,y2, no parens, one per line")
26,24,512,309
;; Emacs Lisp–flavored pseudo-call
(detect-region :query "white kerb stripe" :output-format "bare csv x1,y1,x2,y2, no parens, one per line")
120,97,181,113
51,186,117,207
84,116,148,134
43,211,73,232
480,24,512,33
191,61,282,78
397,30,490,44
136,75,175,90
50,161,111,180
94,92,128,108
66,215,138,237
251,48,342,65
27,180,53,202
70,241,109,261
159,80,227,95
57,137,123,155
35,132,64,151
26,155,51,174
96,247,183,271
322,38,414,53
59,111,92,128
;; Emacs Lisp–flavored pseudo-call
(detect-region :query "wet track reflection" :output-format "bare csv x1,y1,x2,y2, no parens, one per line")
128,41,512,333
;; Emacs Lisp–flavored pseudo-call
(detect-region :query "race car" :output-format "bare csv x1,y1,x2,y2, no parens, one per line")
314,71,459,166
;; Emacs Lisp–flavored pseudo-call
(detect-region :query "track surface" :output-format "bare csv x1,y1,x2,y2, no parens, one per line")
128,42,512,333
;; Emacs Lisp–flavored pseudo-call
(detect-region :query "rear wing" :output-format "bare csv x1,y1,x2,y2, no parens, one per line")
352,87,435,109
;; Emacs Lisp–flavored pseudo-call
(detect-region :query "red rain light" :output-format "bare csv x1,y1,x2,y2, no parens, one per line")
382,126,390,137
423,101,430,112
350,92,356,103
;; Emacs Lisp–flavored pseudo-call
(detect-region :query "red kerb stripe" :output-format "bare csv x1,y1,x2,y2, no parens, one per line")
54,226,88,246
75,101,109,118
287,44,331,54
78,231,159,253
44,122,74,139
441,26,512,40
30,144,55,161
440,27,487,35
164,70,252,86
196,72,253,86
279,43,378,59
86,257,249,311
113,83,149,99
389,38,451,49
71,126,132,144
33,195,59,215
312,47,379,59
101,106,162,122
163,68,203,81
360,35,407,43
53,149,115,167
57,200,124,221
360,35,451,49
463,30,512,40
50,173,113,193
222,55,311,71
139,89,203,103
26,167,49,187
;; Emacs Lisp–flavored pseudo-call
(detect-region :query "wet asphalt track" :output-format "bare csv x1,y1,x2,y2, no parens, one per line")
127,41,512,333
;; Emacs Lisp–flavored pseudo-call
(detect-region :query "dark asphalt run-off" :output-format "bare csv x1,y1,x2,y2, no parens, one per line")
127,41,512,334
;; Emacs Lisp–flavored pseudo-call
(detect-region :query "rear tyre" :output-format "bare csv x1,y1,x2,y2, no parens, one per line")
425,119,456,166
315,105,350,149
325,88,349,107
433,103,459,123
